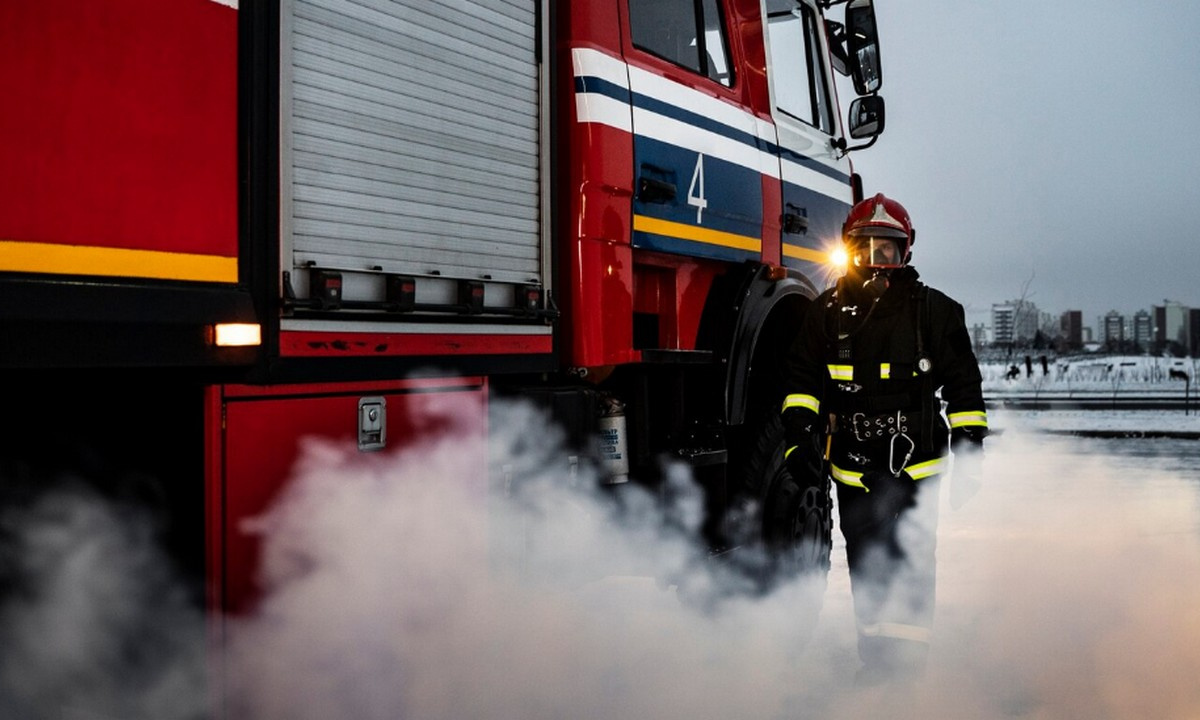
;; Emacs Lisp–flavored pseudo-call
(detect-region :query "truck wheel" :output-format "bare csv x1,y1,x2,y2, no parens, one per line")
731,410,832,589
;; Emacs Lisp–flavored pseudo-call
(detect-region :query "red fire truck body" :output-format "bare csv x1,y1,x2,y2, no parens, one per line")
1,0,886,615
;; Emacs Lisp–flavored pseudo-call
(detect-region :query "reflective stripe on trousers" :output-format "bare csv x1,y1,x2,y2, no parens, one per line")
859,621,932,644
948,409,988,429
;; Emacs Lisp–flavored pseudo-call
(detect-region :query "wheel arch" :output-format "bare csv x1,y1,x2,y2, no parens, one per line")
698,263,819,428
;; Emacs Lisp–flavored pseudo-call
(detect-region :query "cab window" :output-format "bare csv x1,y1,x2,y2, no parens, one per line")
629,0,734,86
766,1,834,133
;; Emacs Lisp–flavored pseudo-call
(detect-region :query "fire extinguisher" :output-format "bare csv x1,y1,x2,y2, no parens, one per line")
597,396,629,484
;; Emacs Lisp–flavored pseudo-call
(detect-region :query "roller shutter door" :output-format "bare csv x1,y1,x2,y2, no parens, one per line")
282,0,541,287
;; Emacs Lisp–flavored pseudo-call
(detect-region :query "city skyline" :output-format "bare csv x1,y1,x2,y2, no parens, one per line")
841,3,1200,331
969,296,1197,331
969,296,1199,355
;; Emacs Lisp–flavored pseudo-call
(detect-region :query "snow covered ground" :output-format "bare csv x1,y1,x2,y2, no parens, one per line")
981,355,1198,396
979,356,1200,435
990,408,1200,436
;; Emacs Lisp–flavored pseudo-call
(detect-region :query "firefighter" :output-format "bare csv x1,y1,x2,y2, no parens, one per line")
781,193,987,685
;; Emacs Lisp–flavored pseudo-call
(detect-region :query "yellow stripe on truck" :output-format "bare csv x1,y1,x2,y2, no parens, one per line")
0,239,238,283
633,214,762,253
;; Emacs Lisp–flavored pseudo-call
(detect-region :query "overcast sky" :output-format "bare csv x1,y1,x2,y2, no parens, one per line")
841,1,1200,330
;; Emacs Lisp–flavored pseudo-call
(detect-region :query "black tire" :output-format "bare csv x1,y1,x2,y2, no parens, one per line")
729,410,832,590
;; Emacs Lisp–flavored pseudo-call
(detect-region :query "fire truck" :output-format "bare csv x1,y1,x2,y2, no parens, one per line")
1,0,887,615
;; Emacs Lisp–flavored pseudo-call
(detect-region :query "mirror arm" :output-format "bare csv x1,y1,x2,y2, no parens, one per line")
826,20,849,75
832,135,879,157
827,28,849,74
818,0,851,7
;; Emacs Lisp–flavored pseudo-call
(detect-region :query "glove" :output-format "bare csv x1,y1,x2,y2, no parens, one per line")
949,430,984,510
784,430,824,483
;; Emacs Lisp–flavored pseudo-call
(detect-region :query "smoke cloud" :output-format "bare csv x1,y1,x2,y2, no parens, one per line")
222,398,830,720
0,482,206,720
922,423,1200,720
3,402,1200,719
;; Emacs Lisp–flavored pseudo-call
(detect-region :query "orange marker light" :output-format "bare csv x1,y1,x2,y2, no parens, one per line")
213,323,262,347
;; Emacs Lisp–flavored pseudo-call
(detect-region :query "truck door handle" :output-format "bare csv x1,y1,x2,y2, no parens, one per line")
637,177,676,204
783,204,809,234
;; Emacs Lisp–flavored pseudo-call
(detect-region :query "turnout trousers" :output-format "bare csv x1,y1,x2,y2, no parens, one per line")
835,469,942,681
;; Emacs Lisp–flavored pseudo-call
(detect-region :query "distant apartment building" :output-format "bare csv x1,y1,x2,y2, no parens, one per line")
1133,310,1153,351
1020,304,1041,342
992,300,1040,345
1037,311,1057,342
1190,309,1200,357
1060,310,1083,349
1153,300,1190,354
1102,310,1125,347
992,304,1015,345
969,323,989,349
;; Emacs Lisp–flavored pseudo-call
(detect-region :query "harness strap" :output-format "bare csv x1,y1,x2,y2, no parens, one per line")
914,285,935,452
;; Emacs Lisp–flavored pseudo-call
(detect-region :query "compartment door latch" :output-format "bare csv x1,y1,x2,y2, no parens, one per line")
358,396,386,451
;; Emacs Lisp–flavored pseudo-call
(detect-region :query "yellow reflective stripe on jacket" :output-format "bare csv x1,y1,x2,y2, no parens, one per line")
831,464,866,488
827,364,853,381
782,393,820,414
906,456,948,479
831,456,949,488
948,410,988,429
784,445,797,460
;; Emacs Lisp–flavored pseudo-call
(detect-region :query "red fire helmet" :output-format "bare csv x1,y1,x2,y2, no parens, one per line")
842,193,915,269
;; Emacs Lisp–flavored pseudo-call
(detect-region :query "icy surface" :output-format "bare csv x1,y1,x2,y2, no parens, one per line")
992,408,1200,435
981,356,1198,397
979,356,1200,434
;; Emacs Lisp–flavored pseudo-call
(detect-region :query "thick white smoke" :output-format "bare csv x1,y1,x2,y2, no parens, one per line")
0,483,206,720
221,400,1200,720
3,401,1200,719
221,397,830,720
920,423,1200,720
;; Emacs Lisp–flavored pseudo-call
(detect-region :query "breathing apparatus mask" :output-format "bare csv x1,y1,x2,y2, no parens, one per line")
839,193,916,302
861,271,889,299
848,235,905,298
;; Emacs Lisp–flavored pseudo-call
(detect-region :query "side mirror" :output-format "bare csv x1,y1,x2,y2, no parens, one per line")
846,0,882,95
848,95,885,139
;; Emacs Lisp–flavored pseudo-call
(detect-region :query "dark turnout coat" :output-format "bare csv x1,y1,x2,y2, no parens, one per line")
781,266,987,492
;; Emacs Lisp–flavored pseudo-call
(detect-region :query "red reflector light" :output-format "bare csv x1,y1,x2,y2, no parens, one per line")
517,284,542,312
386,275,417,312
458,280,485,314
311,269,343,310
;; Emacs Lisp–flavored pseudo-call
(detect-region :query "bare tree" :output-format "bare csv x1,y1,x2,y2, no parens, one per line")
1012,269,1038,347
